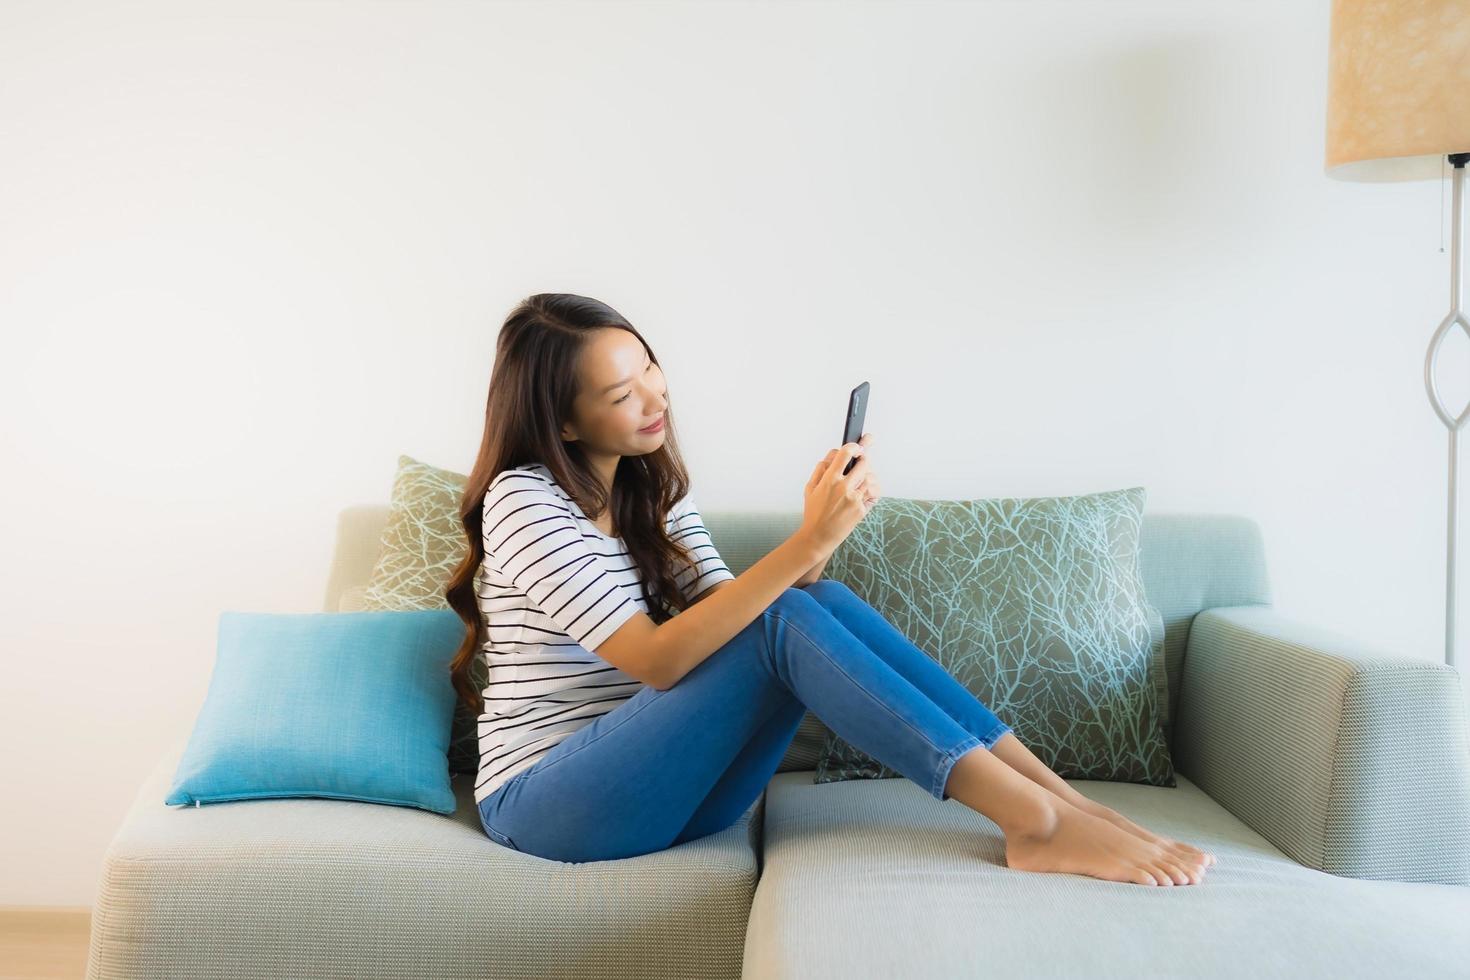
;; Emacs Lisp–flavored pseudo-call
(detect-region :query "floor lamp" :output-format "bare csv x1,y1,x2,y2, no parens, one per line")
1325,0,1470,670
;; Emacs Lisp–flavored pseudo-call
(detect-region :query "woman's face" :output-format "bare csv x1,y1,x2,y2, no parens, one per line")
561,327,668,457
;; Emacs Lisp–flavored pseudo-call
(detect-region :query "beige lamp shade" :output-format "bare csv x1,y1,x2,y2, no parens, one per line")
1326,0,1470,182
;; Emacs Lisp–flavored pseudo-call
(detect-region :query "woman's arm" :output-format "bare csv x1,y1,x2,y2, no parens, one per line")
644,529,827,689
793,554,830,587
695,555,827,593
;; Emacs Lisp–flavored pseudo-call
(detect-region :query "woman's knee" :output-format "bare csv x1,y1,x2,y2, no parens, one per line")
773,585,809,606
770,585,824,614
769,582,857,619
800,578,856,606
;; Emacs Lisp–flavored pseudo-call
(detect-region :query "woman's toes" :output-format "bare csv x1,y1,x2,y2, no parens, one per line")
1088,800,1218,873
1174,850,1208,880
1166,851,1202,884
1167,839,1214,869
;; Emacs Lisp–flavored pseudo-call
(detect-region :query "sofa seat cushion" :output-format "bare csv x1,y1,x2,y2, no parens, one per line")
89,739,762,980
743,770,1470,979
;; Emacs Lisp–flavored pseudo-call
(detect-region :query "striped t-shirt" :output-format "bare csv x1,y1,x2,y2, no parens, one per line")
473,462,735,803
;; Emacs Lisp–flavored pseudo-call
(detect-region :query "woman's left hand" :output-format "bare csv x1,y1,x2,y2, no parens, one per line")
861,475,881,515
810,432,881,516
857,434,881,515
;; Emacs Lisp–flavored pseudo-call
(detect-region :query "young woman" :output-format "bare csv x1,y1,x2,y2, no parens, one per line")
443,293,1215,885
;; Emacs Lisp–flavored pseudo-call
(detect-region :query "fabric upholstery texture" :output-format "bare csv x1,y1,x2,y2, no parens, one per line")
742,769,1470,979
94,738,763,980
1174,604,1470,885
812,487,1174,789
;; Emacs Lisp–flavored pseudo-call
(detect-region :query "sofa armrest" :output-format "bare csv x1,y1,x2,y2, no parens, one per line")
1173,605,1470,885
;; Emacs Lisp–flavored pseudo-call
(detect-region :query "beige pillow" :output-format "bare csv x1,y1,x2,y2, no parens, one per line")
361,455,468,612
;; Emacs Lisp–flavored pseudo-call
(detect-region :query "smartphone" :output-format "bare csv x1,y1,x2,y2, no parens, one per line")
841,381,870,476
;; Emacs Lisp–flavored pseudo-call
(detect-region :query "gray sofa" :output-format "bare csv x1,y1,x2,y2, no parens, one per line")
87,506,1470,979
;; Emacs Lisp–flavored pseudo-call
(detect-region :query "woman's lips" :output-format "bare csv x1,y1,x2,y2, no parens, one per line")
639,416,665,433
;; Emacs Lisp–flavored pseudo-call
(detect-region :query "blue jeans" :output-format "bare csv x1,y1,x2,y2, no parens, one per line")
476,579,1013,862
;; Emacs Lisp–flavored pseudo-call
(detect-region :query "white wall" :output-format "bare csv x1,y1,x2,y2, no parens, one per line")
3,0,1461,907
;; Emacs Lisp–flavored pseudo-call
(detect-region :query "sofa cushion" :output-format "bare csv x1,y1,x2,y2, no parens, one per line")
743,770,1470,979
91,738,763,980
815,486,1174,788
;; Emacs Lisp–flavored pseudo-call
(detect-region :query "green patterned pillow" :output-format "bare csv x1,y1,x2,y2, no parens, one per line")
813,485,1176,789
359,455,484,775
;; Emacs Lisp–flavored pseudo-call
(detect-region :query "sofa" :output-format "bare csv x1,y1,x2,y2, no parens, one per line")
86,504,1470,979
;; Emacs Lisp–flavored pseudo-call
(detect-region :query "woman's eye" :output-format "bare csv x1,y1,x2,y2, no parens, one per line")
613,363,653,404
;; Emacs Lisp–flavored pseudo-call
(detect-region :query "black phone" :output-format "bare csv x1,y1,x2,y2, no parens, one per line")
841,381,870,476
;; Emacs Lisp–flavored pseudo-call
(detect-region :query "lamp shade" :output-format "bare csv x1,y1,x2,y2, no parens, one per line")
1325,0,1470,182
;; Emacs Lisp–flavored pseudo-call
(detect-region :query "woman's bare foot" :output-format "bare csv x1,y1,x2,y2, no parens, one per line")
984,731,1215,874
1005,798,1210,886
1068,797,1216,871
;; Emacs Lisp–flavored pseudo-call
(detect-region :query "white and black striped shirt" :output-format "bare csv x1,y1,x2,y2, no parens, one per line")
473,462,735,803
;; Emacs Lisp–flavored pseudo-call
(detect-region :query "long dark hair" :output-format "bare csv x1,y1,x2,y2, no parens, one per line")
444,293,702,717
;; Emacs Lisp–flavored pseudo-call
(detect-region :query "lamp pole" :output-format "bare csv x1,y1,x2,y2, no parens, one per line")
1423,151,1470,670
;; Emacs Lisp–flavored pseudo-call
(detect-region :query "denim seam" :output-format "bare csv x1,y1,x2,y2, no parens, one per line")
779,613,961,798
979,720,1012,749
935,734,983,800
478,799,518,848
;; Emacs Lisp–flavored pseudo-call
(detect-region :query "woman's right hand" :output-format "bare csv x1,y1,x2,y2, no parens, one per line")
799,433,874,558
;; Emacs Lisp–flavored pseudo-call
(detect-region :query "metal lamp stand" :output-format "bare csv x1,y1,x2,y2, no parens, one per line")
1423,151,1470,670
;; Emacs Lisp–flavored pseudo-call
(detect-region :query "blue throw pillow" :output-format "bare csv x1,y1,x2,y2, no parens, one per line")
164,609,463,814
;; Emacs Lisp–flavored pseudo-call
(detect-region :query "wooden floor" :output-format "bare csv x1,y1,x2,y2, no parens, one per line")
0,909,91,980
